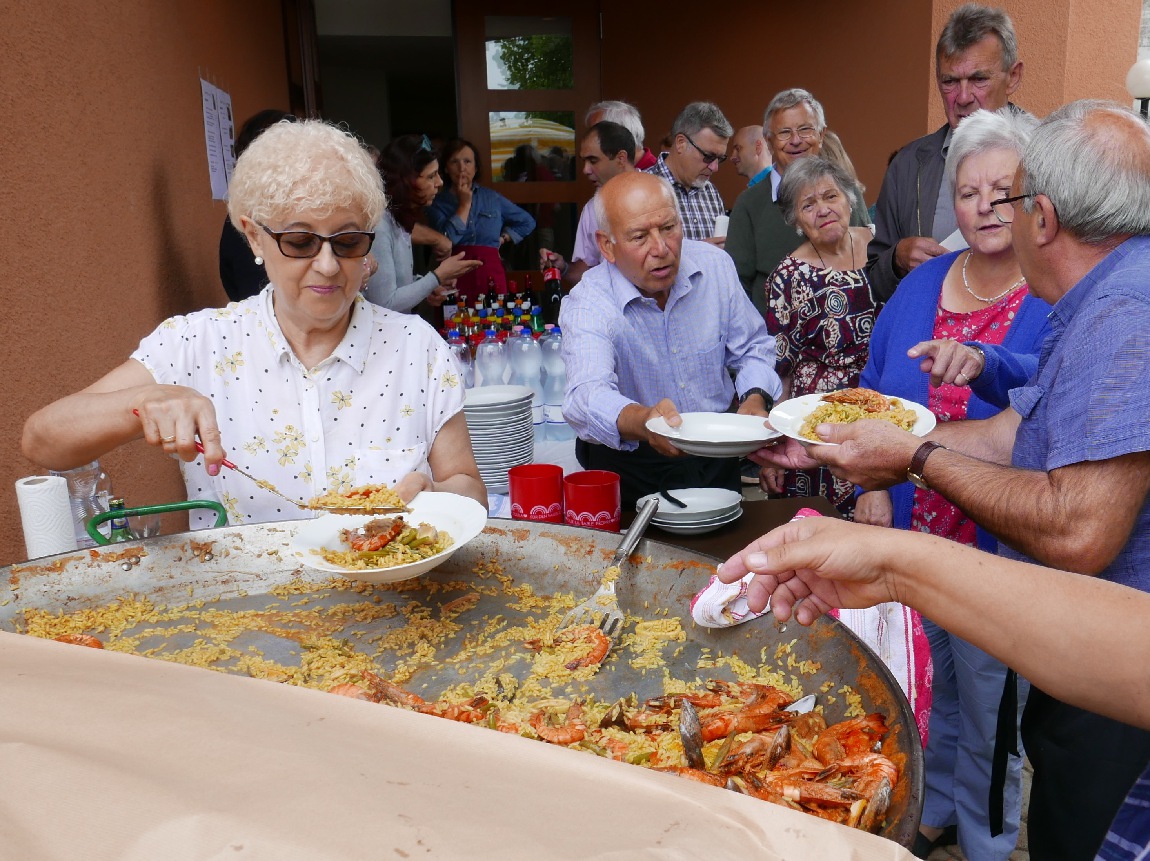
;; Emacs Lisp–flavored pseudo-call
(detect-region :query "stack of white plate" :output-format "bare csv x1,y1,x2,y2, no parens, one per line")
636,487,743,535
464,385,534,494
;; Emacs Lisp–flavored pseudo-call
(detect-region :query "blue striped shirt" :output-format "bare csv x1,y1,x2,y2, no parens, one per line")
1003,236,1150,591
1094,763,1150,860
559,239,781,450
645,154,727,241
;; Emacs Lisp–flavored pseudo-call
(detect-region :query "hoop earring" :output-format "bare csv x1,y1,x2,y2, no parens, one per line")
254,256,264,266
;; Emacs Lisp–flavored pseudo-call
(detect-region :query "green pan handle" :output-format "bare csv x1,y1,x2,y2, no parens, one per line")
86,500,228,546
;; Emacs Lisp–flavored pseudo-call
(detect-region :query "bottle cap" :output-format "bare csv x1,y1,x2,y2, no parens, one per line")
485,328,497,337
543,267,562,282
448,329,460,338
532,305,543,314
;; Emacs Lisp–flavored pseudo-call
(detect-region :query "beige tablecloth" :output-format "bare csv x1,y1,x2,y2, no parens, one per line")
0,631,915,860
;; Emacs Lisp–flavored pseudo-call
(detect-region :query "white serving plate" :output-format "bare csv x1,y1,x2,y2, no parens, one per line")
651,507,742,535
290,492,488,584
768,392,936,447
636,488,743,523
645,412,781,458
463,385,533,409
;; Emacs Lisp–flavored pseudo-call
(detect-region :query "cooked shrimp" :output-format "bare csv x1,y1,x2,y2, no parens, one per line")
53,633,104,648
529,702,587,745
328,682,380,702
525,625,611,670
821,387,892,413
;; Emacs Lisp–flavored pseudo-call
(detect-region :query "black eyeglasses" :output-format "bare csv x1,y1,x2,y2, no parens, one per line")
259,224,375,259
989,193,1036,225
683,134,728,165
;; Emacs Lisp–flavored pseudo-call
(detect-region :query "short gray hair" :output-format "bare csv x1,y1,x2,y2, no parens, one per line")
776,157,855,228
227,119,385,232
592,174,678,240
945,107,1038,193
936,4,1019,72
1020,100,1150,243
670,102,733,141
587,100,645,148
763,89,827,137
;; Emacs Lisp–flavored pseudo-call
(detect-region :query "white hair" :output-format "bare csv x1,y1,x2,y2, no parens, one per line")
586,100,645,148
592,175,678,241
1020,100,1150,243
945,108,1038,193
763,89,826,137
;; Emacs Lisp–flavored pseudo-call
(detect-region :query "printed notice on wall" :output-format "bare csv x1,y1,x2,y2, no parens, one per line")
200,78,232,200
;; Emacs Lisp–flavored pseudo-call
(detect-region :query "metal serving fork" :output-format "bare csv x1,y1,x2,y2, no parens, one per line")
559,498,660,643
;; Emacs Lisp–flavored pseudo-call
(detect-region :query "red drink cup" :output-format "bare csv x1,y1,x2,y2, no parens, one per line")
563,470,622,532
509,464,564,523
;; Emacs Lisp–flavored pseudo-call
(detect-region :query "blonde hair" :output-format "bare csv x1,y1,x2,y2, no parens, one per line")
227,119,386,231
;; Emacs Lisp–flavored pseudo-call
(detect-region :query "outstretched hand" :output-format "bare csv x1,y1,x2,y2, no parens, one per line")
908,339,985,388
716,517,902,624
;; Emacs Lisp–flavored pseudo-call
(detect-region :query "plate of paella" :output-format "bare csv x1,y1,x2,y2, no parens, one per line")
768,388,936,447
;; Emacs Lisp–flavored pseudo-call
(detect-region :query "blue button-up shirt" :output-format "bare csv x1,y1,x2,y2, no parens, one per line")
426,185,536,248
559,239,782,450
1004,235,1150,591
747,166,772,188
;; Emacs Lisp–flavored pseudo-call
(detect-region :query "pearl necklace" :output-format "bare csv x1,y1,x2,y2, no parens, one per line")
962,251,1025,303
814,228,856,272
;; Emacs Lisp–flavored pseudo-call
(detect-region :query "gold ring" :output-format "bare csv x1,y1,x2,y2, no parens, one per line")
161,435,177,443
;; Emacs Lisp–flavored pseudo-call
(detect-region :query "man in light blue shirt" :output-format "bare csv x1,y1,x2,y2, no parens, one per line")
560,172,781,505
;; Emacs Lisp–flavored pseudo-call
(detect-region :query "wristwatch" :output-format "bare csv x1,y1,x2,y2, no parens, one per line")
739,387,775,412
907,441,946,490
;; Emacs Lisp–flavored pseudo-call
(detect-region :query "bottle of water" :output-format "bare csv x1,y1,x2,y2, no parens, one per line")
541,326,574,440
475,328,507,387
49,460,113,548
507,325,545,440
446,329,474,388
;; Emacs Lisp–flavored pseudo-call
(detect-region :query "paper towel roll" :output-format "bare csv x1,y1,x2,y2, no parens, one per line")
16,475,79,559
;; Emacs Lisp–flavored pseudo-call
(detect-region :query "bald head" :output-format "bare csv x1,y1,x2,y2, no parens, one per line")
730,125,771,179
594,172,682,297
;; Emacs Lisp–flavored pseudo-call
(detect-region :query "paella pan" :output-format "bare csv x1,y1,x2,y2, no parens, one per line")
0,516,923,846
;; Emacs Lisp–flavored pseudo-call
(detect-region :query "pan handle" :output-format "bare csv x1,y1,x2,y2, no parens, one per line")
610,497,659,567
86,500,229,545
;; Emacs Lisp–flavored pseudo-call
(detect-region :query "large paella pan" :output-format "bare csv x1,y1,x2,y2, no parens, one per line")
0,517,923,846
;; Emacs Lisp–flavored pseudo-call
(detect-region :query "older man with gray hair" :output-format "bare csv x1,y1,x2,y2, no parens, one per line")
867,4,1025,302
644,101,733,243
757,99,1150,860
585,99,656,169
726,88,867,314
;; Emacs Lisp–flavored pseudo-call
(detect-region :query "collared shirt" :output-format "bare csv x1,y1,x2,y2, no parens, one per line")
132,287,464,528
571,195,601,268
644,154,727,241
426,185,536,248
1004,235,1150,591
559,239,782,450
747,166,772,188
770,166,782,201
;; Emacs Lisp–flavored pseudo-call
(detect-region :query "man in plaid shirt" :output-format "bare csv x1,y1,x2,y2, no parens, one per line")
644,101,731,244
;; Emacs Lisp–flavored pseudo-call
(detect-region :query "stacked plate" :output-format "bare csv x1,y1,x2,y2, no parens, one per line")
464,385,534,494
637,487,743,535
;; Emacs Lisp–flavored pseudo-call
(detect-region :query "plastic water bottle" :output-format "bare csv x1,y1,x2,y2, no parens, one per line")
541,326,574,440
475,328,507,387
507,326,545,440
446,329,474,388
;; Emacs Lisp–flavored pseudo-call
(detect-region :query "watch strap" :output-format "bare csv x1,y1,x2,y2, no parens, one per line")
739,387,775,412
907,441,946,489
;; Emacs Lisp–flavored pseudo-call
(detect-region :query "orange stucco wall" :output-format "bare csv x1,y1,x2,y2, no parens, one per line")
1,1,289,564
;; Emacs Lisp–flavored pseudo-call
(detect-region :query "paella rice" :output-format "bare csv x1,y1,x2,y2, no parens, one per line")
306,483,406,511
799,399,918,442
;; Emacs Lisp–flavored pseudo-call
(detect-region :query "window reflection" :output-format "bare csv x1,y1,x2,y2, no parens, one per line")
490,112,576,181
485,16,574,91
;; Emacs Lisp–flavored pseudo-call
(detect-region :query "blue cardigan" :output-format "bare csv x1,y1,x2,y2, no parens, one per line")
859,251,1052,552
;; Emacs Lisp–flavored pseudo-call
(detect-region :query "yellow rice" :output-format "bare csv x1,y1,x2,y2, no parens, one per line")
799,400,917,442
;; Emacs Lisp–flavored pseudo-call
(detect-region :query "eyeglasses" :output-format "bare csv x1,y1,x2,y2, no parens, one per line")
989,193,1036,225
683,134,728,165
259,223,375,259
773,125,819,144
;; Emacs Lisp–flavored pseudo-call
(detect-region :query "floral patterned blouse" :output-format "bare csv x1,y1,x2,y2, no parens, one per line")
910,286,1028,545
132,287,464,528
767,256,876,395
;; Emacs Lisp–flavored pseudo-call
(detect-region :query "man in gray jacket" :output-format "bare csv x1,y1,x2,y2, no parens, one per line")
866,4,1024,301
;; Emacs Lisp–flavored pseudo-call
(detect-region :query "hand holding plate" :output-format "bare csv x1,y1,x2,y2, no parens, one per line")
809,420,924,490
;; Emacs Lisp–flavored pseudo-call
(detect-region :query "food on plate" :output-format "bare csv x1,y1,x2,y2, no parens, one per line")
306,483,406,511
318,516,454,570
799,389,918,442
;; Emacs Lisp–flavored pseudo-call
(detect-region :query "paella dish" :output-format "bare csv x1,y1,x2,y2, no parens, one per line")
21,550,903,834
318,516,454,571
306,483,407,512
799,388,918,442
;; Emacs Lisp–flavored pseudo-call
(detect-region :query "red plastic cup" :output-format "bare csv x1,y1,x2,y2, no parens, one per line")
509,464,564,523
563,470,622,532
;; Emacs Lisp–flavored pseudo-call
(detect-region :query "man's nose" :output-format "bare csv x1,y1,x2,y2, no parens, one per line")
956,80,976,103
